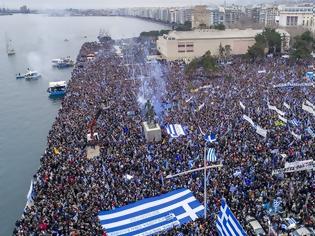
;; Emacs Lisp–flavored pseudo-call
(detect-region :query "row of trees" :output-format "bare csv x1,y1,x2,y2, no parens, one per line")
246,28,315,60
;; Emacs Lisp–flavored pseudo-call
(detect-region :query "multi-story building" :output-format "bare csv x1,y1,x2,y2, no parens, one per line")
259,5,279,27
192,5,210,29
224,5,244,26
278,4,314,27
208,7,225,26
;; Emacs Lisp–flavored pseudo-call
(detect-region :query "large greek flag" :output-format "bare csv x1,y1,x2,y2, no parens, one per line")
216,199,247,236
207,148,217,162
98,188,204,236
166,124,186,138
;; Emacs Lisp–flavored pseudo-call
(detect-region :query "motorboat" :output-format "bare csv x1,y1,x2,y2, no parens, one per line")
25,71,41,80
52,57,75,69
47,81,67,96
6,34,15,56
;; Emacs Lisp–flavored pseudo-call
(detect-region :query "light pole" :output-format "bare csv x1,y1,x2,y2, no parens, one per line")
166,152,222,219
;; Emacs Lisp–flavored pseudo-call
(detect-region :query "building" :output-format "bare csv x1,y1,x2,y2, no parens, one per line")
259,5,279,27
192,5,210,29
278,4,314,28
224,5,244,26
208,7,225,26
156,29,290,61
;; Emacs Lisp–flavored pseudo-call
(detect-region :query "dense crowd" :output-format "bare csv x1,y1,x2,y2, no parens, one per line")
14,38,314,236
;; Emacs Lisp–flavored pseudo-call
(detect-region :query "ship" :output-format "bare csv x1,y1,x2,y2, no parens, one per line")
52,57,75,69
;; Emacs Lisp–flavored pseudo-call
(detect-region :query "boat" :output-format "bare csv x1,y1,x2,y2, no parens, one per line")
47,81,67,96
52,57,75,69
24,71,41,80
97,29,111,43
64,38,69,42
5,34,15,56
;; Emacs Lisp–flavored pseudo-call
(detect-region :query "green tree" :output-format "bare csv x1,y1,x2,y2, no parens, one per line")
224,45,232,58
291,31,315,59
214,23,226,30
219,43,225,59
185,50,217,74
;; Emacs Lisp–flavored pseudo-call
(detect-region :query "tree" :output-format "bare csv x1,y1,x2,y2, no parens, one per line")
219,43,225,59
214,23,226,30
246,28,282,59
291,31,315,59
224,45,232,58
185,50,217,74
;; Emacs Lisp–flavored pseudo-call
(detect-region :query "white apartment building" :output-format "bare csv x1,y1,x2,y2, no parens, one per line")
278,5,314,27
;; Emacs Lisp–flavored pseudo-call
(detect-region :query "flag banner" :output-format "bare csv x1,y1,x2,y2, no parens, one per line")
305,71,314,80
305,100,315,109
204,132,216,143
290,118,300,127
216,199,247,236
290,131,301,140
268,104,285,116
239,101,245,110
275,120,285,127
242,115,255,127
98,188,204,236
185,97,193,103
166,124,186,138
306,127,315,138
283,102,291,109
273,82,314,88
196,103,205,112
302,103,315,115
272,160,314,175
258,69,266,74
207,148,217,162
278,115,287,123
256,126,267,138
26,180,34,206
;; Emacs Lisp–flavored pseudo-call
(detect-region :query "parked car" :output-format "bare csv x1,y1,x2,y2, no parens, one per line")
246,216,266,236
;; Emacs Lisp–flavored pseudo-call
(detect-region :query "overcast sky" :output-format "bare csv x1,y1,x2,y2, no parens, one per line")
1,0,278,9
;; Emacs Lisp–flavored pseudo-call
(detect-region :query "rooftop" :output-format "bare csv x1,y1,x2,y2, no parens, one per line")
163,29,290,40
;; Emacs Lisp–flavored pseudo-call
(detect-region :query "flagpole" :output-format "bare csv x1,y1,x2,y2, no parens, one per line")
204,144,207,219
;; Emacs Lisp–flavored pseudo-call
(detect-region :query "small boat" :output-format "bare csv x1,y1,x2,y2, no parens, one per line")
47,81,67,96
52,57,75,69
64,38,69,42
24,71,41,80
16,73,24,79
5,34,15,56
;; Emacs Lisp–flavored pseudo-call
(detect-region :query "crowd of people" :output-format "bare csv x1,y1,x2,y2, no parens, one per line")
13,38,314,236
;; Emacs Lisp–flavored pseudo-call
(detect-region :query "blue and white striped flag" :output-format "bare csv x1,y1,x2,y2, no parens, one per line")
207,148,217,162
216,199,247,236
166,124,186,138
204,132,217,143
290,118,300,127
306,127,315,138
98,188,204,236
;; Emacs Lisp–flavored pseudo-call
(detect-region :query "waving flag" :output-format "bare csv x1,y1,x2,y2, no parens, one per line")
242,115,255,127
306,127,315,138
166,124,186,138
204,132,217,143
283,102,290,109
216,199,247,236
98,188,204,236
207,148,217,162
290,118,300,127
239,101,245,110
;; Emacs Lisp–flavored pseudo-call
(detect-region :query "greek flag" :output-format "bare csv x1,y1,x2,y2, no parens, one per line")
306,127,315,138
216,199,247,236
207,148,217,162
98,188,204,236
204,132,216,143
290,118,300,127
273,198,281,212
166,124,186,138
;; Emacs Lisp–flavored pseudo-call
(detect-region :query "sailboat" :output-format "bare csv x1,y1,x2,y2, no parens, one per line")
5,34,16,56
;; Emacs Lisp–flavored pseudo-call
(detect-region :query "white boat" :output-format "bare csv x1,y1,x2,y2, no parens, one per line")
52,57,75,68
47,81,67,96
5,34,15,56
24,71,41,80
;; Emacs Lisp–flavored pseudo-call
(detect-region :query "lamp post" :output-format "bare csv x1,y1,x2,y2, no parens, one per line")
166,154,222,219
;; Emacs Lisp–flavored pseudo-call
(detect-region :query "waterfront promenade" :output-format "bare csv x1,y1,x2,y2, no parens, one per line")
14,39,314,235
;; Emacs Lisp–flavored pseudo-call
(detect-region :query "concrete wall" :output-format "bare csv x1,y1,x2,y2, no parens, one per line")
157,36,255,61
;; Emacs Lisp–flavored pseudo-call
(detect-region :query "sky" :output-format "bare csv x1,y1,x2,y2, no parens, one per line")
1,0,276,9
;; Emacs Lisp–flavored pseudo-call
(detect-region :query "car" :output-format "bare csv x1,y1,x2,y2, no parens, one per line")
290,227,315,236
246,216,266,236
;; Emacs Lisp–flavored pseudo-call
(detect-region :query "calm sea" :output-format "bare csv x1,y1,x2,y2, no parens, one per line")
0,14,167,235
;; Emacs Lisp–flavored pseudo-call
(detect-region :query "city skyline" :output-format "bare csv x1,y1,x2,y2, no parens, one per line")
1,0,283,9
